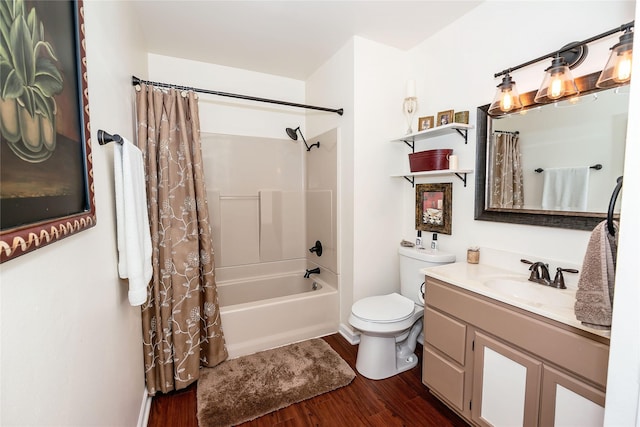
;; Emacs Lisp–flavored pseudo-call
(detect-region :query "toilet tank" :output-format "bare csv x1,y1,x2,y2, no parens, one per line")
399,246,455,305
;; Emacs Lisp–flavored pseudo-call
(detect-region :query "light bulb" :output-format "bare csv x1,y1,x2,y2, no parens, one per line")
615,52,632,82
502,91,513,111
549,76,564,99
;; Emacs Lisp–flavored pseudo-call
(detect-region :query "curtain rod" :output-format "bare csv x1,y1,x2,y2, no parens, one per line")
132,76,344,116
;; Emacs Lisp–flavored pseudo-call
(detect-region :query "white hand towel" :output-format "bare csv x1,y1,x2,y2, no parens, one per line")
541,167,590,211
114,138,152,306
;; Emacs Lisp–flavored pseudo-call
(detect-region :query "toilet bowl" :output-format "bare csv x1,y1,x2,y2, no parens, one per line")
349,247,455,380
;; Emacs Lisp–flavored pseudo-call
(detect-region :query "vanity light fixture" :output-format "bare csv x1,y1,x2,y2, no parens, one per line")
490,20,634,114
488,73,523,115
596,28,634,88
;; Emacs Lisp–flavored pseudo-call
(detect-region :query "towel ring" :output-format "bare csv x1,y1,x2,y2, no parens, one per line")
607,176,623,236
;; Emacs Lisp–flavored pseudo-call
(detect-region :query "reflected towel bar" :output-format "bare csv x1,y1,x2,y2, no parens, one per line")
97,130,123,145
535,164,602,173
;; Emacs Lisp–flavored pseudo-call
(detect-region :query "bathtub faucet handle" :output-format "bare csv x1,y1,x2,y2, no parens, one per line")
309,241,323,257
304,267,321,279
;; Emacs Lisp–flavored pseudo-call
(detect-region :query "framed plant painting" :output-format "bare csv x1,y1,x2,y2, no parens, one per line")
0,0,95,262
416,183,452,235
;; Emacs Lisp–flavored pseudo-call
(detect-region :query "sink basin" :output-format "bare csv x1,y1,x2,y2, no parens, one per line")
483,277,575,309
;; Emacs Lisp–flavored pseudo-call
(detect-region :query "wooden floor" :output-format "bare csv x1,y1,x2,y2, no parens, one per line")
147,334,469,426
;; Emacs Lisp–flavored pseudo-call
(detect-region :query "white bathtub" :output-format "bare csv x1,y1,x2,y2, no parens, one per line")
217,272,339,358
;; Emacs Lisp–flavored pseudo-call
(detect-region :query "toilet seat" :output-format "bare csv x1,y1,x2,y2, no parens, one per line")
351,293,415,323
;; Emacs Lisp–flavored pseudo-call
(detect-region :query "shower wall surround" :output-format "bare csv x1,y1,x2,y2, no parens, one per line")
201,133,304,267
306,128,339,277
201,130,338,284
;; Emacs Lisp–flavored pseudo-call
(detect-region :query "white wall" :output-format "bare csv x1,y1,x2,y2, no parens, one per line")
403,1,635,266
306,40,356,331
404,2,638,425
0,1,148,425
146,54,305,138
351,37,408,303
604,3,640,424
306,37,411,332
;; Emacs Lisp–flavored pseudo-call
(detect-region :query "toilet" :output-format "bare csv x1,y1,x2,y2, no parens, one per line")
349,246,455,380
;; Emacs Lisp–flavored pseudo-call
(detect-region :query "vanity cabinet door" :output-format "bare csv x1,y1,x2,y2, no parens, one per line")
471,331,542,427
539,365,605,427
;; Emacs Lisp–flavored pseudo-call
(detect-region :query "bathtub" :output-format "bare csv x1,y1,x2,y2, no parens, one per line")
217,272,339,358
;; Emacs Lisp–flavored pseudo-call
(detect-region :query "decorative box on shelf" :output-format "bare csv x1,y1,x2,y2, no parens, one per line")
408,149,453,172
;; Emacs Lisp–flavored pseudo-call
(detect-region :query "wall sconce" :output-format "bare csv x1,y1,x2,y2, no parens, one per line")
491,20,634,114
534,55,579,103
488,73,522,115
597,28,634,88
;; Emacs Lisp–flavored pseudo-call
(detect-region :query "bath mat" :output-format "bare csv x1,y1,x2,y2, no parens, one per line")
196,338,356,427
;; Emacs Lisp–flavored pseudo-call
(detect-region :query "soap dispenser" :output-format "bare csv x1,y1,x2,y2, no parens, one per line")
431,233,438,251
416,230,423,249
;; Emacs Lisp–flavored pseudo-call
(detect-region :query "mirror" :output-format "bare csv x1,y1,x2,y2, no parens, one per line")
475,72,628,231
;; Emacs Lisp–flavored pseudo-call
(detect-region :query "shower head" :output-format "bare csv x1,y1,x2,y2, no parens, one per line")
286,127,299,141
284,126,320,152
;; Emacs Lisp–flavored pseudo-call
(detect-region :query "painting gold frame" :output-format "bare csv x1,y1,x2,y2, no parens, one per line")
0,0,95,262
436,110,454,126
415,183,452,235
418,116,434,131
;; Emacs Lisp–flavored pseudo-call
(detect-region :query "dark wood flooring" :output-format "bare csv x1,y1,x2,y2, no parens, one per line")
147,333,469,426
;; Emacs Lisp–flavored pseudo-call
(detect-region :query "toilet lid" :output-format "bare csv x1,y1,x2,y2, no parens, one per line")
351,293,415,323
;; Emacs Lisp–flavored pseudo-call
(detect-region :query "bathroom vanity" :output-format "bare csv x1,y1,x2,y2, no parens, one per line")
421,263,609,427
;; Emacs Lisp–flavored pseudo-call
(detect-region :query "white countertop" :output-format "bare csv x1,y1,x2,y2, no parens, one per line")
422,262,610,339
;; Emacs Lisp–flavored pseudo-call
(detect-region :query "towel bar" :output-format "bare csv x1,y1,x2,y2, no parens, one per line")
98,130,123,145
607,176,623,236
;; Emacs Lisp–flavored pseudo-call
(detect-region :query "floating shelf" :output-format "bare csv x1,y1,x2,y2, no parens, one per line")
392,123,474,150
391,169,473,187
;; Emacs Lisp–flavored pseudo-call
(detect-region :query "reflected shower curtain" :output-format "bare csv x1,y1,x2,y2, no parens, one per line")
490,132,524,208
136,84,227,395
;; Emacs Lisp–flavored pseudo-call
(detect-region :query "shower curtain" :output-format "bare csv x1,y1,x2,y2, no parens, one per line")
136,84,227,395
490,132,524,209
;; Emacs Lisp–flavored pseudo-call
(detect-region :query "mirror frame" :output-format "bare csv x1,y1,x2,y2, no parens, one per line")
474,71,623,231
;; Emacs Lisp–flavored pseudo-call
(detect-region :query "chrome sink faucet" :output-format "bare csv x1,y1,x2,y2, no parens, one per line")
520,259,578,289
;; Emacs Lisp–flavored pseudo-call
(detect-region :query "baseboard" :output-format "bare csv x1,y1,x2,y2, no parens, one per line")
137,386,152,427
339,323,360,345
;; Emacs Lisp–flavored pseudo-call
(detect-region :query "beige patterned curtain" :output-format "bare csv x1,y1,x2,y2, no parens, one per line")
489,132,524,208
136,84,227,395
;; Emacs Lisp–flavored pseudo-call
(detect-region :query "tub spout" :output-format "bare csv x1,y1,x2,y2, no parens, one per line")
304,267,321,278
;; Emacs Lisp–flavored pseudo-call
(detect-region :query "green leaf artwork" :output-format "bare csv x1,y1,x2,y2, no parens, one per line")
0,0,64,162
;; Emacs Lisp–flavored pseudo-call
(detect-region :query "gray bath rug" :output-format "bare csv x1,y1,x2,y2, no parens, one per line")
196,338,356,427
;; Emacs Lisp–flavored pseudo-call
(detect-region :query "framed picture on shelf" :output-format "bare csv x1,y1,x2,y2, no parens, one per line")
415,183,452,235
436,110,454,126
0,0,95,263
454,111,469,124
418,116,434,131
